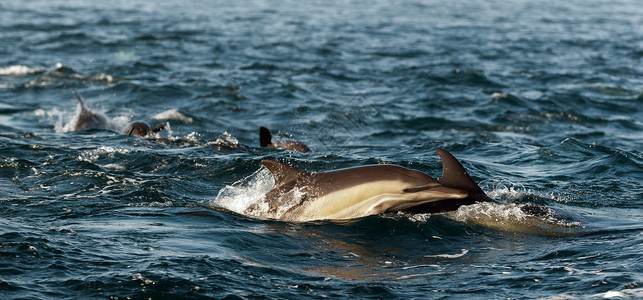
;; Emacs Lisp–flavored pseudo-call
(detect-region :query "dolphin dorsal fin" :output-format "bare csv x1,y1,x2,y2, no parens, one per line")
259,127,272,147
73,89,88,112
261,160,309,185
436,148,485,194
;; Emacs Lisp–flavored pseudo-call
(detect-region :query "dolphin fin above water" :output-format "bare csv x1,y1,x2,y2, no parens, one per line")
72,89,110,131
436,148,486,195
400,149,498,214
73,89,88,111
259,126,273,148
259,126,311,152
245,148,496,221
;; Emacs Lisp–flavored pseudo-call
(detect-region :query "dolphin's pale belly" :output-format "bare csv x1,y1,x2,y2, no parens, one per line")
298,193,420,221
286,180,406,221
247,181,402,221
280,181,467,222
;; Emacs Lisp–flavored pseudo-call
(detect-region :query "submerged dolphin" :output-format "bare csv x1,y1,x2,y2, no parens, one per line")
72,89,110,131
245,148,497,221
259,126,310,152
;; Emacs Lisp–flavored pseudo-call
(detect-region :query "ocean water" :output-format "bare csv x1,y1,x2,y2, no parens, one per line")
1,0,642,298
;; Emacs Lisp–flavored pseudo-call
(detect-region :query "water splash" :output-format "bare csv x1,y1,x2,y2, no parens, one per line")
209,131,239,147
481,179,530,201
210,167,274,214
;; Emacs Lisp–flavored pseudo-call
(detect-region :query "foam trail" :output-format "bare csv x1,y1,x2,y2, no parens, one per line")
445,201,582,236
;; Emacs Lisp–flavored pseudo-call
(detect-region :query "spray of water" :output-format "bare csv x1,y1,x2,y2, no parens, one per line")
210,167,274,214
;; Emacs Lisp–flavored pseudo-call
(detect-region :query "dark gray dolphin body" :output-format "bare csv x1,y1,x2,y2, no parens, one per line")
245,148,497,221
259,126,310,152
72,89,110,131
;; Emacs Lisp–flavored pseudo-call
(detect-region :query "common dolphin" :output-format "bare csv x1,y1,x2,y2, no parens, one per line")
72,89,110,131
259,126,310,152
245,148,497,221
122,121,166,137
72,90,166,137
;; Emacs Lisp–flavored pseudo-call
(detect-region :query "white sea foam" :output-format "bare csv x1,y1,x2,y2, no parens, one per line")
209,131,239,147
0,65,42,75
90,73,114,82
596,288,643,299
491,92,510,100
181,131,200,143
211,167,274,214
110,115,132,133
424,249,469,259
153,108,193,124
102,163,126,171
78,146,132,162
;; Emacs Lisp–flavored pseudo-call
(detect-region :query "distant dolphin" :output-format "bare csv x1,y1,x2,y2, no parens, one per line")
245,148,497,221
72,90,166,137
72,89,110,131
259,126,310,152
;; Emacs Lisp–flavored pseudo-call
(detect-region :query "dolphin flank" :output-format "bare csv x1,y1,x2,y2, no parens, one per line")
245,148,497,221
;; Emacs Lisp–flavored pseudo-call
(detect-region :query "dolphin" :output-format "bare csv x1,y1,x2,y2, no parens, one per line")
72,89,110,131
259,126,310,152
244,148,497,221
72,90,167,137
122,120,166,137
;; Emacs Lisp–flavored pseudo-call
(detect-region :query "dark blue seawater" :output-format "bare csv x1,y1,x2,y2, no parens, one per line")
1,0,642,298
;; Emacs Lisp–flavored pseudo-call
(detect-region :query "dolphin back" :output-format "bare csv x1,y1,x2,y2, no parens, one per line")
261,160,310,186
